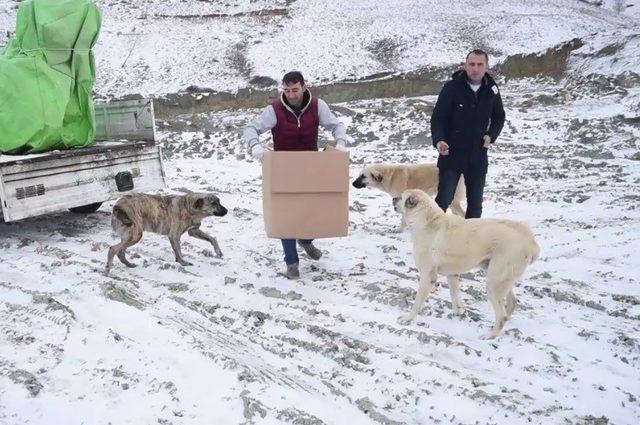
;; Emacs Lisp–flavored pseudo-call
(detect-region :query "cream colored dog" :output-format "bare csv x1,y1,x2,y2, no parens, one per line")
352,163,466,219
394,189,540,339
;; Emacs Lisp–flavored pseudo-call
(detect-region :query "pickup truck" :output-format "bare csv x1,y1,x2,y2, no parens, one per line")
0,98,166,222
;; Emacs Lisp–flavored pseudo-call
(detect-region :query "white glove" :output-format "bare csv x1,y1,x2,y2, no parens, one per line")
325,135,352,151
250,144,266,161
336,135,354,148
324,144,346,152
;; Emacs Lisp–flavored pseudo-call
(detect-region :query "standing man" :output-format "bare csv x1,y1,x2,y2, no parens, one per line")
430,49,505,218
243,71,352,279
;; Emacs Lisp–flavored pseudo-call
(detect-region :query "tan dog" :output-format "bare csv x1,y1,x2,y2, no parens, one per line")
106,193,227,274
352,163,466,221
394,189,540,339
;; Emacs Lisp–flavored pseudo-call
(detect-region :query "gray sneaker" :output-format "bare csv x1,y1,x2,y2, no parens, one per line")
286,263,300,279
298,241,322,260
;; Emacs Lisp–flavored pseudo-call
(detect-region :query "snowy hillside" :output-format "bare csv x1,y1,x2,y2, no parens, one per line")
1,0,638,95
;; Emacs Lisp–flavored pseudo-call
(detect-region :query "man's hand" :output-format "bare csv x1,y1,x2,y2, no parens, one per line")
338,135,354,148
250,144,266,161
324,144,347,152
326,135,353,151
436,141,449,156
482,134,491,148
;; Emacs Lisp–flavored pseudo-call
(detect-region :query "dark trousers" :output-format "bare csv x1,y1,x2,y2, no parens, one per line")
435,166,486,219
281,239,313,265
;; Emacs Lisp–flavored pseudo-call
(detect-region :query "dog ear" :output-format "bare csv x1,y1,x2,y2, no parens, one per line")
192,197,204,210
405,195,418,209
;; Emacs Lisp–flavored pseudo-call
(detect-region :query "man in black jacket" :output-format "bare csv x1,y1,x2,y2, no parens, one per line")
430,49,505,218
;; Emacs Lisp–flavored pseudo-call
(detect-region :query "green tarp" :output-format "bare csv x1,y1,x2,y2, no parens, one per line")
0,0,101,154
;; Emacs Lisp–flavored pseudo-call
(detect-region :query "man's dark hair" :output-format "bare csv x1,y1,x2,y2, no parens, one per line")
282,71,305,86
466,49,489,63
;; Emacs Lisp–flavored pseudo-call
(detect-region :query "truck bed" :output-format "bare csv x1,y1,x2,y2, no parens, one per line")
0,99,166,222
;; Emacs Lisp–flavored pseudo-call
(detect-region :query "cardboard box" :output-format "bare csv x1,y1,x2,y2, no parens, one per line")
262,150,349,239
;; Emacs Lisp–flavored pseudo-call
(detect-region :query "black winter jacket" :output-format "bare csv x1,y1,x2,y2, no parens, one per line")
430,70,505,172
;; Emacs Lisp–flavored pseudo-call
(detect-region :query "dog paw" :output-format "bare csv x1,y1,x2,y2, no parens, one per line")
215,251,223,258
397,315,414,326
480,331,500,340
178,261,193,267
124,262,137,268
452,304,465,315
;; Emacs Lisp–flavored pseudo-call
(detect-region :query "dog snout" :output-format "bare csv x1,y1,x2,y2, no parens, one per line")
215,205,228,217
352,175,366,189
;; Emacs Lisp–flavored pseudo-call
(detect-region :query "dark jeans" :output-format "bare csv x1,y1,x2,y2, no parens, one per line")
435,166,486,219
281,239,313,265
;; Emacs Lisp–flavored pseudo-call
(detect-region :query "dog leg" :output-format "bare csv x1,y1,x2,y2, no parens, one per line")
483,255,527,338
105,227,141,273
447,274,464,314
169,235,192,266
482,281,511,339
429,268,438,292
506,289,517,319
106,244,135,274
398,269,435,325
117,227,142,268
450,200,466,218
188,228,223,257
106,245,118,275
118,250,137,268
452,178,467,217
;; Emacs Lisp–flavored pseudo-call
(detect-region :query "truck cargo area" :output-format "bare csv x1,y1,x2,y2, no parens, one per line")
0,99,165,222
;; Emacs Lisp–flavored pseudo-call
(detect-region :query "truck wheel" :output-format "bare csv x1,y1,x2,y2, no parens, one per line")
69,202,103,214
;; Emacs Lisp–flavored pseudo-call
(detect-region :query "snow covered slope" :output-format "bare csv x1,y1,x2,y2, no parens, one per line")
0,0,637,96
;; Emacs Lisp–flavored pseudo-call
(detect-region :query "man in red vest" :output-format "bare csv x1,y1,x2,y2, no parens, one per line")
244,71,352,279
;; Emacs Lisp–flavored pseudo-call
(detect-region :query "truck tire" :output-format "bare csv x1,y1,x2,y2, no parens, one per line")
69,202,103,214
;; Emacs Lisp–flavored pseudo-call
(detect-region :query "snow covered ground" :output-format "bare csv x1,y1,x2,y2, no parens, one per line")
1,1,639,424
1,77,639,423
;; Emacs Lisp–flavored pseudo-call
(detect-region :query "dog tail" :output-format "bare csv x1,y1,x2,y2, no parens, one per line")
111,205,133,237
508,222,540,265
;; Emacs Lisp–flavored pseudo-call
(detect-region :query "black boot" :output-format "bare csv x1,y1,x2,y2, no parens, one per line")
298,241,322,260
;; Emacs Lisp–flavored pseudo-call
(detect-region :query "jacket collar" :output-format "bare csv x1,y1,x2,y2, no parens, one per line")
452,70,497,87
280,89,312,116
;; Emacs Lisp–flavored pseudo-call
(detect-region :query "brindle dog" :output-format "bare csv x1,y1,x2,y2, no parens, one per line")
106,193,227,274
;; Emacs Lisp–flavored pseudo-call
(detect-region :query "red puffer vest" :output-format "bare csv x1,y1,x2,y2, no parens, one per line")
271,92,319,151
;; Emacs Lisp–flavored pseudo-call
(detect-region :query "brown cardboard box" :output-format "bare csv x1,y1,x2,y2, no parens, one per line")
262,150,349,239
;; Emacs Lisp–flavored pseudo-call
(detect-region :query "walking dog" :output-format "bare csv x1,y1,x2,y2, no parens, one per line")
394,189,539,339
106,192,227,274
352,163,466,224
